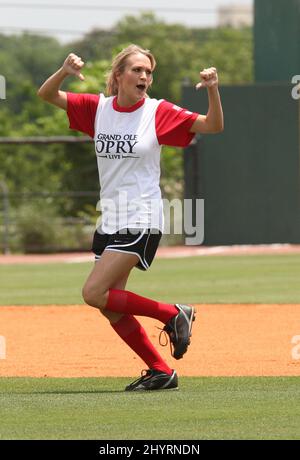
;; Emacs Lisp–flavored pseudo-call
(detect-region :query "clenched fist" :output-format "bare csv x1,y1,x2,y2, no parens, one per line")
62,53,85,81
196,67,218,90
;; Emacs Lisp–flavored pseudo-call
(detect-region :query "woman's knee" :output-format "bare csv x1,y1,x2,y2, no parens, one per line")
82,283,108,309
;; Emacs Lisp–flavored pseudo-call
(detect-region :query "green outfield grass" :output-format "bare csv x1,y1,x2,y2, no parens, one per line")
0,376,300,440
0,254,300,305
1,254,300,440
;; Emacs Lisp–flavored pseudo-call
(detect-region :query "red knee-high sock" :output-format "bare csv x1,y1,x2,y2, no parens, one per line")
106,289,178,324
111,314,172,375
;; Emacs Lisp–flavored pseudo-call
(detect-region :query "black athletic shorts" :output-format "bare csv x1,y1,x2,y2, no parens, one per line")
92,228,162,271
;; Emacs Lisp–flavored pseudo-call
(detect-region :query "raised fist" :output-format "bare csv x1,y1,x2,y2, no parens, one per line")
196,67,218,89
62,53,85,81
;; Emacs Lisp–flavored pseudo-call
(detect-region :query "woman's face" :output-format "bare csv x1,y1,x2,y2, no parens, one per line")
116,53,153,105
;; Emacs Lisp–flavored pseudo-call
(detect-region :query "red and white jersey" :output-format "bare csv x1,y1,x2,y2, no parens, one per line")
67,92,198,233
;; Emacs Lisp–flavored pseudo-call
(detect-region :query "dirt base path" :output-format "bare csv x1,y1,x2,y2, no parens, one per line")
1,244,300,265
1,304,300,377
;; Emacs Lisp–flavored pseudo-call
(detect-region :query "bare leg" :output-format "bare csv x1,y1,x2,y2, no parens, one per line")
100,272,129,324
83,251,173,375
82,250,195,362
82,250,139,313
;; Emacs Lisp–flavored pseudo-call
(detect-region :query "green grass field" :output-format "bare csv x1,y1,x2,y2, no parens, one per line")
1,254,300,305
1,377,300,440
1,254,300,439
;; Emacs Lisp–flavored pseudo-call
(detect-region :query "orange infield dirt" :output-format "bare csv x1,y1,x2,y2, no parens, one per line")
1,304,300,377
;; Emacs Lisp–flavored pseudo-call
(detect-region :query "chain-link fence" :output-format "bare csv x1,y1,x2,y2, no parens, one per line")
0,136,184,254
0,137,98,254
0,188,99,254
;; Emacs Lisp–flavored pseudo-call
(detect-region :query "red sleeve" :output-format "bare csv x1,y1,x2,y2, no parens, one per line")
155,100,199,147
66,92,100,138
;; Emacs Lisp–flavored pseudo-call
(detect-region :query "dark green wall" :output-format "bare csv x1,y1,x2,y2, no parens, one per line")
183,84,300,245
254,0,300,82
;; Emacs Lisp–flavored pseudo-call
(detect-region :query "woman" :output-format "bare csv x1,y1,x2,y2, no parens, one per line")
38,44,223,391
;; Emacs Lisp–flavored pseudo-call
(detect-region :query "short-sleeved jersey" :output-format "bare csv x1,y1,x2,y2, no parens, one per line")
67,93,198,233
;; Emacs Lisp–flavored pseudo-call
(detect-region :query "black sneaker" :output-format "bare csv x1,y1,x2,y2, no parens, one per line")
163,304,195,360
125,369,178,391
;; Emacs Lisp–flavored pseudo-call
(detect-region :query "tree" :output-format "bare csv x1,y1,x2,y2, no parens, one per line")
0,16,254,216
64,28,118,62
0,33,66,115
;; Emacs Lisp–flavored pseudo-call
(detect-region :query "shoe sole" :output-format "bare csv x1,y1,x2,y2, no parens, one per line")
173,306,196,360
125,386,179,392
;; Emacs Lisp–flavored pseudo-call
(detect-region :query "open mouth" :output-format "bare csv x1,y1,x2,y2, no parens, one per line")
136,84,146,91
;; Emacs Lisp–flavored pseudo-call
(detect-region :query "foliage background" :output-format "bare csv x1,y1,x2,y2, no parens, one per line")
0,13,253,251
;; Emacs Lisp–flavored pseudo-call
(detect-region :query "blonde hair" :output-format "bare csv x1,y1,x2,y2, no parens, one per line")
106,44,156,96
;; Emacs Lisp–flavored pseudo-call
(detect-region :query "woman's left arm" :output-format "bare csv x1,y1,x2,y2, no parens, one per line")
190,67,224,134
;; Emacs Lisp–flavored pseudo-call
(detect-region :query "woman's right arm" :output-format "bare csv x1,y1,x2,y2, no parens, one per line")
37,53,85,110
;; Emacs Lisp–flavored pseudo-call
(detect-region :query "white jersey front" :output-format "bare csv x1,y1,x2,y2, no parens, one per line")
94,95,163,233
67,91,198,234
